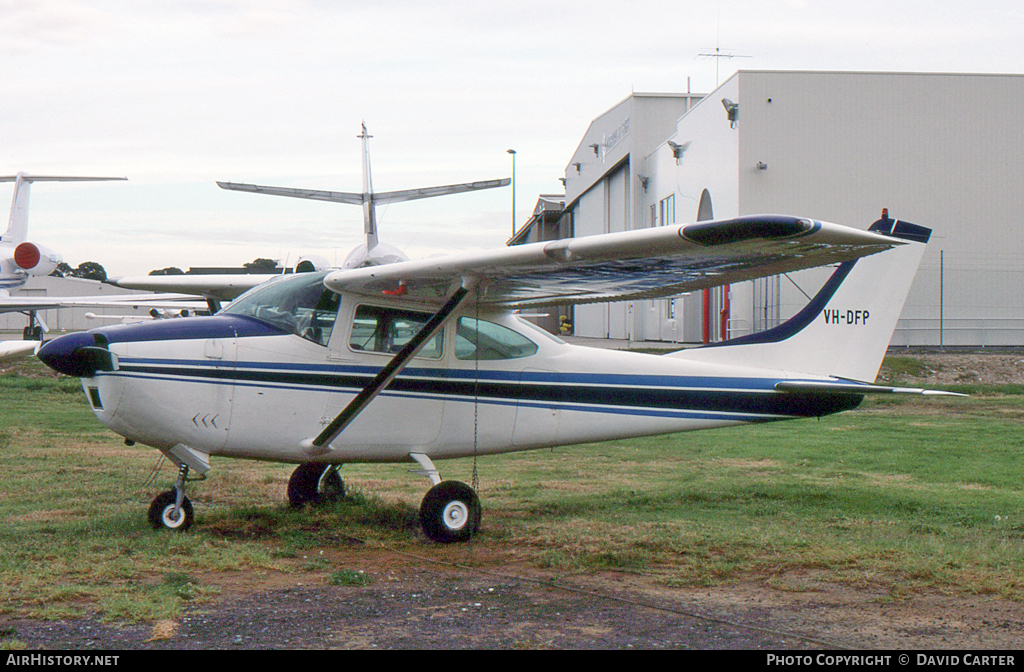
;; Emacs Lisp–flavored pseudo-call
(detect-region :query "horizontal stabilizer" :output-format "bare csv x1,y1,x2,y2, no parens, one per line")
216,182,363,205
216,178,509,205
373,178,510,204
774,380,966,397
0,175,126,183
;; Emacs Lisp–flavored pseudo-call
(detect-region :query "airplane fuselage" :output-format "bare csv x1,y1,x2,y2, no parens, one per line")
62,293,860,466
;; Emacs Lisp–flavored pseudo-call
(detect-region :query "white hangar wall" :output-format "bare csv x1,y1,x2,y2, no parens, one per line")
570,71,1024,346
735,71,1024,347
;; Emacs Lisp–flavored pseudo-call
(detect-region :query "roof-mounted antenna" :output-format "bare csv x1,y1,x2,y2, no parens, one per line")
697,4,751,86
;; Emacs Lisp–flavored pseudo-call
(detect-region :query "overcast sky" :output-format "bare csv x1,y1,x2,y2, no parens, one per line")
3,0,1023,276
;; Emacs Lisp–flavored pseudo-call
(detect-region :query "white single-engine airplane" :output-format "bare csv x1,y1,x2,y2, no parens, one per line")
37,128,951,543
0,173,202,358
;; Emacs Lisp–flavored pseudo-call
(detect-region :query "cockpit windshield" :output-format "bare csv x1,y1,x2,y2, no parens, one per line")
221,272,341,346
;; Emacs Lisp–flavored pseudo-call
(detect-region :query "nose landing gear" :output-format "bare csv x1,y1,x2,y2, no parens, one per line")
148,463,194,531
287,463,346,508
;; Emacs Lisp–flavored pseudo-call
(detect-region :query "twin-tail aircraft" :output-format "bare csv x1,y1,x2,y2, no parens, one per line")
37,125,953,543
0,173,201,359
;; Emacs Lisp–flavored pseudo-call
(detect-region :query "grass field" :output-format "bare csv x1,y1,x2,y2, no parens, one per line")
1,357,1023,625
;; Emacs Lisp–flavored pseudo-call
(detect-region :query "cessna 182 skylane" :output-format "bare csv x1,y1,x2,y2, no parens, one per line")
0,173,202,358
37,129,952,543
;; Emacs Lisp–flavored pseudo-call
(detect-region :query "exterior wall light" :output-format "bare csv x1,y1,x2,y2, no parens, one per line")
721,98,738,128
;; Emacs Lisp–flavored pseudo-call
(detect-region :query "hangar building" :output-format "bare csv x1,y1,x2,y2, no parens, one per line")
532,71,1024,347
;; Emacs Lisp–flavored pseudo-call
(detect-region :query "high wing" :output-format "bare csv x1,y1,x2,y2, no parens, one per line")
0,292,206,314
322,215,902,307
109,274,279,303
0,291,207,362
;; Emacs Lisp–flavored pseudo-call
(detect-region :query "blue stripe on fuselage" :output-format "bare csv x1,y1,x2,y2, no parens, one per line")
108,357,862,419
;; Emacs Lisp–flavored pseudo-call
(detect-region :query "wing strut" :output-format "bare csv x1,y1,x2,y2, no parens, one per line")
302,279,475,454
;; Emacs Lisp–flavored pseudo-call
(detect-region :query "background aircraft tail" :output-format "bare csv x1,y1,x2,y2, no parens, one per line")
0,173,126,245
672,213,931,383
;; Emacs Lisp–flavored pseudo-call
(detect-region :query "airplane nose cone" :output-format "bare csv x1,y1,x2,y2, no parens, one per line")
37,332,115,377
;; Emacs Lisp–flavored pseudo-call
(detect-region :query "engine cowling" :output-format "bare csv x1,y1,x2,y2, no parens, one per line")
294,255,331,273
14,242,62,276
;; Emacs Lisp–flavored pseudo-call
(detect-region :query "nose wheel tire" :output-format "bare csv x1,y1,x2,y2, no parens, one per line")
419,480,481,543
148,490,194,531
288,463,345,508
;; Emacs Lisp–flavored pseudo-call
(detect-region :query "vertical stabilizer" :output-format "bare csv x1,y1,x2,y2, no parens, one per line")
358,122,379,252
0,173,126,245
672,214,931,383
2,173,33,245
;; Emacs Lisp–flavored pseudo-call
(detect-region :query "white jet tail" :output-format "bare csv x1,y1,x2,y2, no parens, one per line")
0,173,126,245
673,213,931,383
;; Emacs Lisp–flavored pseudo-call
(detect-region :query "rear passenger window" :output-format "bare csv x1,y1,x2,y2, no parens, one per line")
455,318,538,360
349,305,443,359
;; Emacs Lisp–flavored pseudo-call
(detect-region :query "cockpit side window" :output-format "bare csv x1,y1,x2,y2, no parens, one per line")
349,305,443,359
221,272,341,346
455,317,538,360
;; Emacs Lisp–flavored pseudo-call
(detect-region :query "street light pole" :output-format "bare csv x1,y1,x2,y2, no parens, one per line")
507,149,516,237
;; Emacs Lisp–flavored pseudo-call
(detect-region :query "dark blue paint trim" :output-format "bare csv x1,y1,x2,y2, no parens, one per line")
108,368,785,423
681,216,819,246
89,314,286,345
119,356,784,390
699,259,856,348
110,359,863,419
868,215,932,243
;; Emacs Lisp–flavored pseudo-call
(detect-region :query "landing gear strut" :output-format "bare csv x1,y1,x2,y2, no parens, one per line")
287,463,345,508
148,464,194,531
410,453,481,543
22,310,43,341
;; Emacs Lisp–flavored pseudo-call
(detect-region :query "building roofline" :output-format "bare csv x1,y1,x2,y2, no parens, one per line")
733,68,1024,79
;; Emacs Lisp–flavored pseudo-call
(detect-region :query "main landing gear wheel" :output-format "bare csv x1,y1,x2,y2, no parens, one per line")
419,480,481,544
288,463,345,508
148,490,194,531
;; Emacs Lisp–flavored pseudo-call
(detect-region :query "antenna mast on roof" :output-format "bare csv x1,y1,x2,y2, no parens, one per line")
698,46,751,87
698,3,750,86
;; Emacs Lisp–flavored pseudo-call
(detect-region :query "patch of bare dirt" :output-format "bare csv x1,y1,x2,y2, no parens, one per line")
880,351,1024,386
3,545,1022,650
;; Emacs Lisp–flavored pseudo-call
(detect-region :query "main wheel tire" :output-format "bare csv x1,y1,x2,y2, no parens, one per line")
288,463,345,508
419,480,481,543
148,490,194,531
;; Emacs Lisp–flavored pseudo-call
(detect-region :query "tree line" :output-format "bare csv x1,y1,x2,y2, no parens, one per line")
47,258,280,282
49,261,107,282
